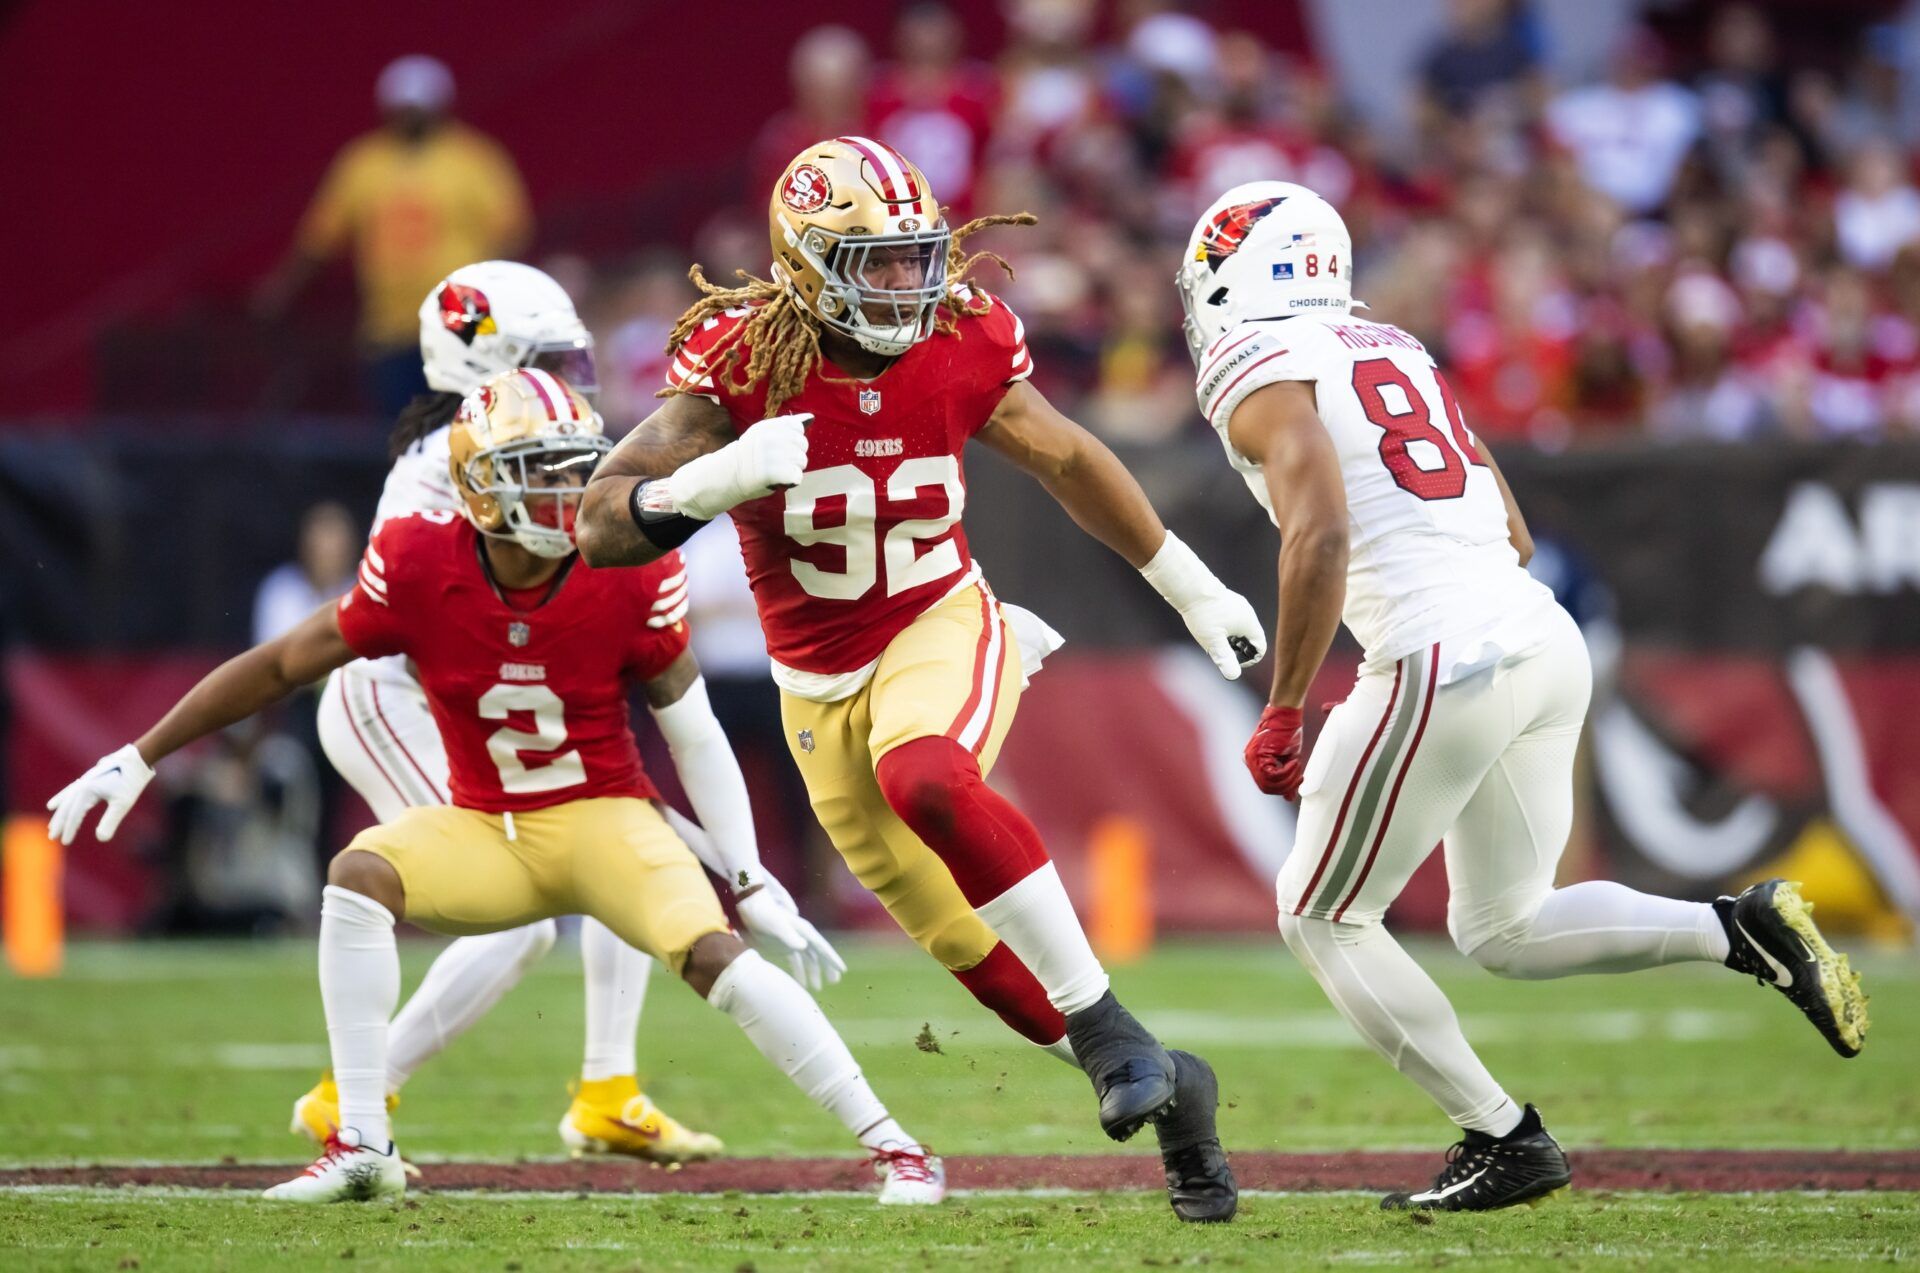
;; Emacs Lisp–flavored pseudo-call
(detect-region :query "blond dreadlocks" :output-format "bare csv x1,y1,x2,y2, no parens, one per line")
660,212,1038,415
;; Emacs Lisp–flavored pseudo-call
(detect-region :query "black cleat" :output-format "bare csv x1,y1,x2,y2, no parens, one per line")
1716,878,1869,1058
1153,1050,1237,1223
1381,1105,1570,1212
1064,991,1176,1142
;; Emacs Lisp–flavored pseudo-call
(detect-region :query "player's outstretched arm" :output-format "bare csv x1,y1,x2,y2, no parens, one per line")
977,380,1266,678
1227,380,1349,799
580,394,809,567
1474,437,1534,566
46,603,358,844
643,652,845,990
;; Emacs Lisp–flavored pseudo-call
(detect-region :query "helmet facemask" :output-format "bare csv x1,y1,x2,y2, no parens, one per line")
460,436,612,559
783,221,953,356
1176,261,1228,368
524,337,599,399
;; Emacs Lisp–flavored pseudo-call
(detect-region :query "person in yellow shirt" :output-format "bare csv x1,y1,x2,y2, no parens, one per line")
257,56,532,413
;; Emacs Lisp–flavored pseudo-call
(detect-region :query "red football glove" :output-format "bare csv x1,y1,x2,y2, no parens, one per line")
1245,704,1305,799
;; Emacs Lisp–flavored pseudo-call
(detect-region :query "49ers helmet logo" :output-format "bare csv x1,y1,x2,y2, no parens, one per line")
1196,197,1287,270
438,281,499,346
781,164,832,214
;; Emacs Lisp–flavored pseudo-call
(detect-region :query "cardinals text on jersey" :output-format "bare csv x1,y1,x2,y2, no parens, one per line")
1195,313,1553,671
666,287,1032,698
336,511,689,811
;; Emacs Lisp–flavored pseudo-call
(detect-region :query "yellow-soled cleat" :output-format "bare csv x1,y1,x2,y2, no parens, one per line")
289,1071,400,1145
558,1075,724,1163
1718,879,1871,1058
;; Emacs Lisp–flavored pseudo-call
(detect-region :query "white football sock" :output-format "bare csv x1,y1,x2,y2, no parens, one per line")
1458,883,1729,979
581,917,652,1081
706,949,917,1152
319,885,400,1143
385,920,557,1091
972,862,1111,1016
1040,1035,1081,1068
1281,910,1520,1137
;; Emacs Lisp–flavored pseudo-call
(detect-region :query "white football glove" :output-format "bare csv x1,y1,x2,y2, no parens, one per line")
46,743,155,845
735,878,847,992
1139,532,1268,679
665,412,811,521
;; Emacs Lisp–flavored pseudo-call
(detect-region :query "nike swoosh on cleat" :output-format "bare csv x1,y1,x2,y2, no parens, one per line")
1410,1168,1488,1202
1735,918,1796,987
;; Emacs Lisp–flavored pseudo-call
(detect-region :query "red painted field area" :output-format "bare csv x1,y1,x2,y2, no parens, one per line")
8,1150,1918,1195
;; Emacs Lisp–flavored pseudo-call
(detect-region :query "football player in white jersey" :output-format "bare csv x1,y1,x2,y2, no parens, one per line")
1178,182,1871,1212
301,260,840,1161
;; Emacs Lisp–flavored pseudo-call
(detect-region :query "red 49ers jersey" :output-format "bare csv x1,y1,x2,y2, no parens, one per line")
336,512,688,813
666,288,1032,686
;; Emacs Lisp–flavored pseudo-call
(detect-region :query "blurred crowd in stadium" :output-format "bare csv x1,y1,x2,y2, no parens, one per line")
14,1,1920,939
519,0,1920,449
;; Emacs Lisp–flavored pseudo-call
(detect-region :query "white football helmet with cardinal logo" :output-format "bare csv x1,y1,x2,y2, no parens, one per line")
1175,181,1357,365
418,260,597,397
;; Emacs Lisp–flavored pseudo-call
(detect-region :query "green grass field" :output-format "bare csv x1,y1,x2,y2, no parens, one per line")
2,934,1915,1269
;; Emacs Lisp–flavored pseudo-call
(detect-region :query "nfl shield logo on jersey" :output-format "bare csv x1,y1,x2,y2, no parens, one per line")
797,729,816,753
508,621,531,648
858,388,882,416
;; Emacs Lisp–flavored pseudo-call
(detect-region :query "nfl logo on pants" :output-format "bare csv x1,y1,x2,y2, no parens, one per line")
797,729,816,753
858,388,881,415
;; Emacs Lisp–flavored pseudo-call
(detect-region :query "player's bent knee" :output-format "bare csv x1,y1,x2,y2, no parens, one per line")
1279,907,1379,957
923,912,999,971
874,738,971,840
681,930,749,1000
1277,908,1321,957
327,849,405,918
513,918,560,967
1458,927,1533,979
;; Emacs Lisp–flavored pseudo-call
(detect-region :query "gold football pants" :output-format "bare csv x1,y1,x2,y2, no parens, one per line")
346,796,728,974
782,581,1022,971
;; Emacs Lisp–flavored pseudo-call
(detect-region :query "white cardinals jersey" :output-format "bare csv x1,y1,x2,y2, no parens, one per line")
372,424,458,535
354,425,458,685
1195,314,1555,678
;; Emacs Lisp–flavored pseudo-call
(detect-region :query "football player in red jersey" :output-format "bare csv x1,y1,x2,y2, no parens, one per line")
577,137,1264,1223
47,370,944,1206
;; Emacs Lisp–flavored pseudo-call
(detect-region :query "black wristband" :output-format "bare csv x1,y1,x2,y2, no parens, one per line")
628,479,708,550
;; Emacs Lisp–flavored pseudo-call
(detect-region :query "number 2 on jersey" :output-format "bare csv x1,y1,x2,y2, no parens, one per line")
1350,358,1484,501
478,683,586,794
784,457,964,600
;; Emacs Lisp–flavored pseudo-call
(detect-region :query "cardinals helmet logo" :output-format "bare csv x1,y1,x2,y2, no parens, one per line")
1196,197,1286,270
438,282,499,346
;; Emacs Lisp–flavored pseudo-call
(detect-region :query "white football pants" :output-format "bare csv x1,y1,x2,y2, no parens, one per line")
317,664,654,1090
1276,603,1727,1134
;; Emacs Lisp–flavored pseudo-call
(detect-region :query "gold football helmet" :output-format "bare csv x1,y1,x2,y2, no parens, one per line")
448,368,611,558
769,136,950,355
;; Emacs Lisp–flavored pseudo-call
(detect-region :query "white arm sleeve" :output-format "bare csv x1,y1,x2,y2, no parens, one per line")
649,677,762,893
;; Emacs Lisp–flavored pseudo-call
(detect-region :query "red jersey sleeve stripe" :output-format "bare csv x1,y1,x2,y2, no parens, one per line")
1205,349,1291,425
1197,329,1262,385
357,568,388,606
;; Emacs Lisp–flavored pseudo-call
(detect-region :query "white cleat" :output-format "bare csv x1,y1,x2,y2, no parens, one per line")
264,1126,407,1203
873,1145,946,1206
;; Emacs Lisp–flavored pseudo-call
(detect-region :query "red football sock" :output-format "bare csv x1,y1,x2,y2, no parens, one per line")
949,941,1067,1045
875,736,1051,907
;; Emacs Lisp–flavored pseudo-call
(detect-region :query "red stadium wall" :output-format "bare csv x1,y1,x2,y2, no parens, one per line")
0,0,1309,416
